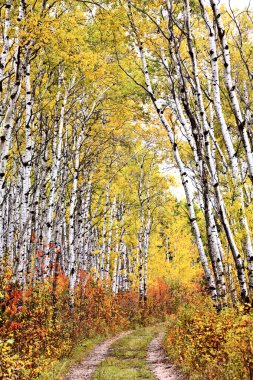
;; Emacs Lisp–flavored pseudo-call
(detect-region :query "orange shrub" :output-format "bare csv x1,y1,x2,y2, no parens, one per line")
166,295,253,380
0,271,173,379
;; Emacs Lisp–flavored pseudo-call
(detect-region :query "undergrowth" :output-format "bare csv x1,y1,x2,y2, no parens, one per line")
165,292,253,380
0,267,171,379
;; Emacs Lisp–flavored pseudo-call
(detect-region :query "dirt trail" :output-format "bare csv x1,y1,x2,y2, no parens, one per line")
64,331,131,380
148,331,184,380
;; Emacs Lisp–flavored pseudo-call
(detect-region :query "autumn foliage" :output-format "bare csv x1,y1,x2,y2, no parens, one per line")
0,266,172,379
166,291,253,380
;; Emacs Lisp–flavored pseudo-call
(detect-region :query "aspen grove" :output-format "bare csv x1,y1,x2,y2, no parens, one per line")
2,0,253,379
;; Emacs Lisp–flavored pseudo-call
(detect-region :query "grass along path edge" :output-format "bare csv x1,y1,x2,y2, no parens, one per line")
92,325,165,380
38,334,113,380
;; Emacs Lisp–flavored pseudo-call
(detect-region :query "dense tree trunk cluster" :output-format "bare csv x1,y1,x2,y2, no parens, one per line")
125,0,253,306
2,0,253,310
0,0,178,308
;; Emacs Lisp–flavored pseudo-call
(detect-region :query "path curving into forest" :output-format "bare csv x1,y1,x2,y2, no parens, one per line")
148,331,184,380
64,327,184,380
64,331,131,380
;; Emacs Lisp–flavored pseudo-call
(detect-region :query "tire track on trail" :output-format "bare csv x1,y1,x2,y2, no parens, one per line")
64,331,131,380
148,331,184,380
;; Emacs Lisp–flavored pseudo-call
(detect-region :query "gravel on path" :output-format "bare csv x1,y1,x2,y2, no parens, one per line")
64,331,131,380
148,331,185,380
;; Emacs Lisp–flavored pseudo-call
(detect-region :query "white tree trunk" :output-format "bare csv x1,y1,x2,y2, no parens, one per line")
135,35,218,302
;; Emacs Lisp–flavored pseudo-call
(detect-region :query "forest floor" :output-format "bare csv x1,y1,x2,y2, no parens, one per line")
63,325,184,380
